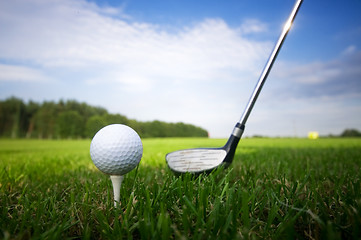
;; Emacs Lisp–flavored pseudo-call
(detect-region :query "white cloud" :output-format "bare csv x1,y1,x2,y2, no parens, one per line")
270,50,361,99
274,61,342,85
0,0,270,67
240,19,268,34
342,45,357,56
0,64,52,82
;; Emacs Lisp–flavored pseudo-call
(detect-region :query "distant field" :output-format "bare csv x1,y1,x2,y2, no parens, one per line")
1,138,361,239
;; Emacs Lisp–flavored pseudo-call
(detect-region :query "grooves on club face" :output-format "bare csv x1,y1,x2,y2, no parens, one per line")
166,124,243,174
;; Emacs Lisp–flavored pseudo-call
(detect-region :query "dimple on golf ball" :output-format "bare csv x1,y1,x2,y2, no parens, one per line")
90,124,143,175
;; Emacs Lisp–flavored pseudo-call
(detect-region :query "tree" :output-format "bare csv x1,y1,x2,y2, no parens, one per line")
340,129,361,137
57,111,84,138
0,97,209,139
25,100,40,138
33,101,59,138
0,97,27,138
85,115,105,138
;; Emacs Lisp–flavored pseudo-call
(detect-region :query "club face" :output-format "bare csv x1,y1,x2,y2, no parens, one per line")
166,148,228,174
166,133,241,174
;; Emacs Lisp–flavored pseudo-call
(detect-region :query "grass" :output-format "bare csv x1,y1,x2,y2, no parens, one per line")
1,137,361,239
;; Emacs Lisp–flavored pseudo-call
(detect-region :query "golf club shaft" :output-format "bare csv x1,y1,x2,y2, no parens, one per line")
237,0,303,131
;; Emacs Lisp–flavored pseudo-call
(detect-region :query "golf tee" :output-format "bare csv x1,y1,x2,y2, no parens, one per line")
110,175,124,207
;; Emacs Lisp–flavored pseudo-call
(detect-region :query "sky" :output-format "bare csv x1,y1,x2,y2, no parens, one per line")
0,0,360,138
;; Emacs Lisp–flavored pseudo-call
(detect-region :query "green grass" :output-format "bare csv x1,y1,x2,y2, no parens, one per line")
1,138,361,239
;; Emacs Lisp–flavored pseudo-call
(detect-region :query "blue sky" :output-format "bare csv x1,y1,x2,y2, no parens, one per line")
0,0,360,138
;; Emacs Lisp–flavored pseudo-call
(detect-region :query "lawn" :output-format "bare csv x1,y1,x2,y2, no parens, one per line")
1,138,361,239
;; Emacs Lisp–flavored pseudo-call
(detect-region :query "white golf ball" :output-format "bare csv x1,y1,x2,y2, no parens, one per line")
90,124,143,175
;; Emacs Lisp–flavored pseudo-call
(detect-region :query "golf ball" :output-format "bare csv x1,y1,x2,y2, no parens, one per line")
90,124,143,175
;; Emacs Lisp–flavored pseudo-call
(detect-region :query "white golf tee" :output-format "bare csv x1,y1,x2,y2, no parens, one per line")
110,175,124,207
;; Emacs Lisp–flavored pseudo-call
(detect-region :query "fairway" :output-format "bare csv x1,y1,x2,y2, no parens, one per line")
1,138,361,239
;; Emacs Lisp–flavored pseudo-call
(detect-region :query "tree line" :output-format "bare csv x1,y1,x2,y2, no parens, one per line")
0,97,208,139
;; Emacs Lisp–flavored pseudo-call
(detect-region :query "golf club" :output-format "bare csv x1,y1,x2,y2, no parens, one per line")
166,0,303,174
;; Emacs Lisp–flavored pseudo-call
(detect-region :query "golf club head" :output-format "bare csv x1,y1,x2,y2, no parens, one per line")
166,133,241,175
